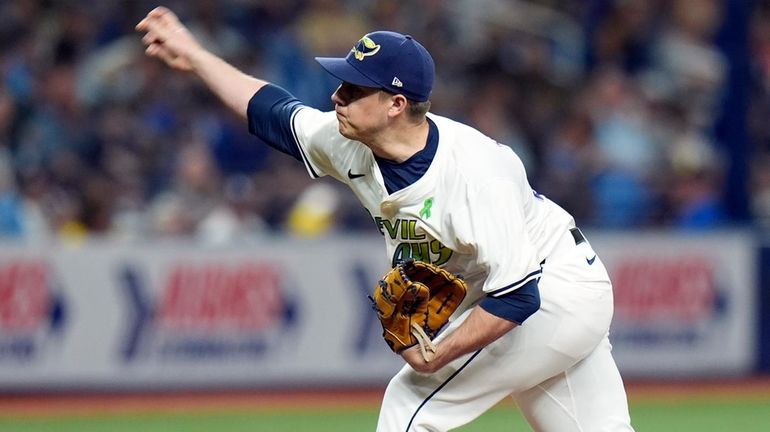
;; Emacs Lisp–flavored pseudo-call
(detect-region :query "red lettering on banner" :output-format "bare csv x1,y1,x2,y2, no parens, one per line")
613,257,716,323
158,263,284,331
0,261,50,330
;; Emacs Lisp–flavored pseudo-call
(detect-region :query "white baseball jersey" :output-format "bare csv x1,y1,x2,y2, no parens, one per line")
291,108,576,317
286,106,634,431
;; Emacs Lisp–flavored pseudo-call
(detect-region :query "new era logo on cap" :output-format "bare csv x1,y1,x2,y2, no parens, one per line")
315,31,435,102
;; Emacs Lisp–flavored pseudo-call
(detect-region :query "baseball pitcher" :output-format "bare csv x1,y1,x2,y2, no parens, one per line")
137,7,634,431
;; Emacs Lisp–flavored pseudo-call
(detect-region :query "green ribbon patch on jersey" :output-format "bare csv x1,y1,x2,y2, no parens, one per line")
420,198,434,219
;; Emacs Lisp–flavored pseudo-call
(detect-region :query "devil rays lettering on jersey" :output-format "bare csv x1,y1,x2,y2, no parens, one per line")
289,106,576,320
372,215,453,267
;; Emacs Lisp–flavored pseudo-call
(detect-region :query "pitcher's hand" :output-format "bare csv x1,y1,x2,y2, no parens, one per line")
136,6,201,72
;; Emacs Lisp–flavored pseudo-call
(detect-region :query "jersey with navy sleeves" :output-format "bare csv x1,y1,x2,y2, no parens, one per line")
247,84,573,323
247,84,439,193
247,84,305,163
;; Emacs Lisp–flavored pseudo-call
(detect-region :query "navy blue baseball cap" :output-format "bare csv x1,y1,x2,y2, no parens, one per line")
315,31,435,102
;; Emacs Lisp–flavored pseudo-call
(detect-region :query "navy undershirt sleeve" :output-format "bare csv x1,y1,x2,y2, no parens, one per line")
479,279,541,324
246,84,306,162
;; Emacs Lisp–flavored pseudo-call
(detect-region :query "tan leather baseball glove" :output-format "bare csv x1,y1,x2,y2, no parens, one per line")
370,260,467,362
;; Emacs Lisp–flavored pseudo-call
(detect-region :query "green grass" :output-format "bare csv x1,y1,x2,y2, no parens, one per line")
0,410,378,432
2,398,769,431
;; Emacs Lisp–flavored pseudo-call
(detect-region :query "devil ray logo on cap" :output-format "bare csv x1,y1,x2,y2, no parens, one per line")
352,36,380,60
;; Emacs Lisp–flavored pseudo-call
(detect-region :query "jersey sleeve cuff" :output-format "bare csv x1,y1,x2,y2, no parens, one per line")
479,278,541,324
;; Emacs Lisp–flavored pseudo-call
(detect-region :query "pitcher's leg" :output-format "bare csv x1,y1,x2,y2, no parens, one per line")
375,329,599,431
513,336,634,432
376,349,514,432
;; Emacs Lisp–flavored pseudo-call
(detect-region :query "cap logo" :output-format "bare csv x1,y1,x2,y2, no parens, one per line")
351,36,380,61
392,77,403,87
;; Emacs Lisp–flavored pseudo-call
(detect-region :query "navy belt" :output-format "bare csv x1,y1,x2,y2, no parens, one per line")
570,227,586,245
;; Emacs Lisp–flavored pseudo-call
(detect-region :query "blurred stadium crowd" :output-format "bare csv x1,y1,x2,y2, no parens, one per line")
0,0,769,244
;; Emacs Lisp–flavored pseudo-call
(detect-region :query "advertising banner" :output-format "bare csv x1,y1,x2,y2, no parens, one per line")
0,231,759,389
0,238,401,390
591,231,757,377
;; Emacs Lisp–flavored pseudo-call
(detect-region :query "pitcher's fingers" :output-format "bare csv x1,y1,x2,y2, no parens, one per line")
146,42,164,57
141,31,161,46
137,8,183,36
136,7,164,31
147,6,171,18
145,43,173,64
137,6,169,31
136,14,161,33
152,7,182,33
142,17,178,45
145,43,162,57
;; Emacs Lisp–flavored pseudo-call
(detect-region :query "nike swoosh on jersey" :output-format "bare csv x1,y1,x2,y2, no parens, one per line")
586,255,597,265
347,169,365,179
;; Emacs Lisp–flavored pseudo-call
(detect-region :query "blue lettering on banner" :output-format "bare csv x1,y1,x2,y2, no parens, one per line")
0,339,35,360
159,339,268,359
351,262,392,357
120,266,154,362
352,262,378,356
613,329,700,346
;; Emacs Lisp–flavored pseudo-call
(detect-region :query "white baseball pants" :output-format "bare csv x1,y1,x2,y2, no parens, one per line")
377,228,635,431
